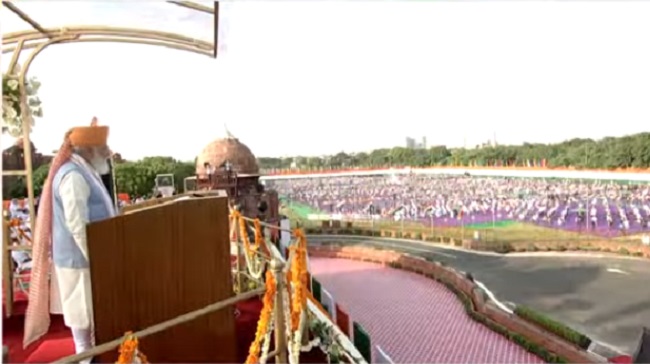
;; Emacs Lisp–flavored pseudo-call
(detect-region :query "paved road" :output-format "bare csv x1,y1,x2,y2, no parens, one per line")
308,235,650,354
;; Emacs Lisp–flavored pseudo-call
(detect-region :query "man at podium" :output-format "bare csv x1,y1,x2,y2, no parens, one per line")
24,118,117,363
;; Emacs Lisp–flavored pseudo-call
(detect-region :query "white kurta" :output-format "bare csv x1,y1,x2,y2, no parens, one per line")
50,163,95,330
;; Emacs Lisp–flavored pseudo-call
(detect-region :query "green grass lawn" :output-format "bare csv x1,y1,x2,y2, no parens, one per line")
281,201,323,220
281,202,624,244
466,220,517,229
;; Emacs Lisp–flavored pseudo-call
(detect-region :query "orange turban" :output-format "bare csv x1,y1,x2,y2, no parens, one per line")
68,117,109,147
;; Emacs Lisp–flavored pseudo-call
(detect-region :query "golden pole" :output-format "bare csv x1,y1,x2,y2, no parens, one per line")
16,36,77,232
1,31,24,314
6,39,24,73
19,107,35,233
2,212,14,317
270,259,288,364
4,26,213,48
3,37,212,58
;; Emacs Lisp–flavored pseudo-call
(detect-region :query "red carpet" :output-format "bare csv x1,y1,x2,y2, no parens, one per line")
3,285,74,364
4,295,326,363
609,355,633,364
4,262,325,363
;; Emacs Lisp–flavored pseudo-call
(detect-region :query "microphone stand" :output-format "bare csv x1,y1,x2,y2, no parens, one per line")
110,155,118,210
100,156,119,211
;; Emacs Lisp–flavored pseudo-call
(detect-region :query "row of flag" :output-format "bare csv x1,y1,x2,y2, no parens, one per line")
294,255,393,364
311,277,393,364
262,160,552,174
454,159,549,168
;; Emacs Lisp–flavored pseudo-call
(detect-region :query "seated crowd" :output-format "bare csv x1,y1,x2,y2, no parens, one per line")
6,198,34,275
270,174,650,236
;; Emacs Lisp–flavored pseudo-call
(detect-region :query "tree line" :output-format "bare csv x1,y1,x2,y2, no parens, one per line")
257,132,650,171
8,157,196,200
5,132,649,200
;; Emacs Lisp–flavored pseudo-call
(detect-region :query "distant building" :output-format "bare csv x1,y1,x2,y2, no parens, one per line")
405,137,416,149
477,139,498,149
405,136,427,149
2,138,52,198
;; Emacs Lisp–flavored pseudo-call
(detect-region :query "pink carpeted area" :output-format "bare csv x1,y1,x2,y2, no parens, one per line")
310,257,545,364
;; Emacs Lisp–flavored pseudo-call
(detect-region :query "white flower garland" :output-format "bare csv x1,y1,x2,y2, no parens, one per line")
242,242,266,280
281,245,309,364
131,349,146,364
290,310,307,364
236,219,266,280
283,287,301,364
2,71,43,137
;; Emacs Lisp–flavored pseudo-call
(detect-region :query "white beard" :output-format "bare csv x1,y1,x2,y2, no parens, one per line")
90,156,110,175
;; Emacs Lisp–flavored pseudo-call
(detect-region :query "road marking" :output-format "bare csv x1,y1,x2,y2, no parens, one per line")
428,250,457,259
475,280,513,314
606,268,629,275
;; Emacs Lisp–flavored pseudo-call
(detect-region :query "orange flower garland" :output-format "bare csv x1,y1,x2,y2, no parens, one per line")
8,218,32,243
246,270,277,364
229,214,237,240
8,218,22,227
253,219,271,256
234,211,253,254
115,332,148,364
288,229,308,331
234,212,269,259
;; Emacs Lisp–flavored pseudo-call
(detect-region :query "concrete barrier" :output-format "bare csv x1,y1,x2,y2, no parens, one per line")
305,227,650,259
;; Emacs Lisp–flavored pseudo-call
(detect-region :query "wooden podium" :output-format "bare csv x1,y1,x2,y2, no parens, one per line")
87,194,238,363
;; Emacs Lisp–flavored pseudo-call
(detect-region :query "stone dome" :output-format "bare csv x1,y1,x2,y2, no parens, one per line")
196,128,259,175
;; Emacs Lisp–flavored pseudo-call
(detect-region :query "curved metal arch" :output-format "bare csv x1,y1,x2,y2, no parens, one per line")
2,26,215,56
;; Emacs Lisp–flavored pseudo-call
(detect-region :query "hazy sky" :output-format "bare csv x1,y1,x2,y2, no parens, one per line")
3,1,650,161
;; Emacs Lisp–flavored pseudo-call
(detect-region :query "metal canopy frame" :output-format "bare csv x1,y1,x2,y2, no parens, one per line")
1,2,220,316
2,1,219,58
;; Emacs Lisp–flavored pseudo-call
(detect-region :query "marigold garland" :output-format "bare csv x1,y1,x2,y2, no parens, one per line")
253,218,271,256
288,229,308,332
8,219,32,243
115,332,148,364
234,212,269,259
246,270,277,364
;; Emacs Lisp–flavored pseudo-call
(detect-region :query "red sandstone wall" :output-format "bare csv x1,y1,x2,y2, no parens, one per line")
308,245,601,363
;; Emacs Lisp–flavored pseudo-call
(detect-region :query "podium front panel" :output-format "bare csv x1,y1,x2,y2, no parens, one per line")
87,196,237,363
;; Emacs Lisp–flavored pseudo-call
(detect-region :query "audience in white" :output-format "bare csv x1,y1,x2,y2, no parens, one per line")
269,175,650,237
